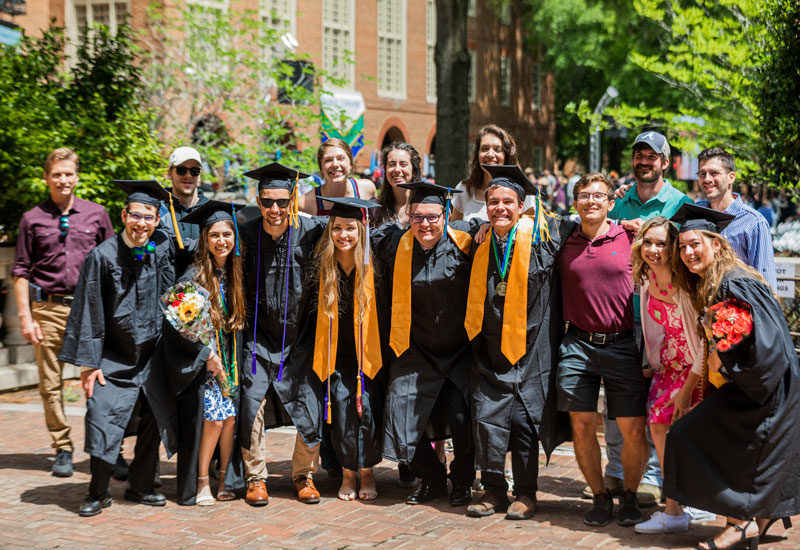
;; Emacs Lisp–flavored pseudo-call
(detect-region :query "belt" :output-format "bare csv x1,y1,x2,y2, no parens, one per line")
567,324,633,346
40,293,74,306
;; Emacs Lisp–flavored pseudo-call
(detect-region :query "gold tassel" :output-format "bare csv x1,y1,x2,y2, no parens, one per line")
289,171,300,228
326,398,332,425
168,193,185,249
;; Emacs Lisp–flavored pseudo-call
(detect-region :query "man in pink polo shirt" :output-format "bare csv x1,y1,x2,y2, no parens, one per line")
556,173,648,528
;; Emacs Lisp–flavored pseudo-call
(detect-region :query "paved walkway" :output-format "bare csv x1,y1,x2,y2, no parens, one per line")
1,383,797,550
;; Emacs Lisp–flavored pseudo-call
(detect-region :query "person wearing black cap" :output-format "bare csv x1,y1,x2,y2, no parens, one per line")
154,200,247,506
372,180,481,508
310,196,385,501
238,162,328,506
59,180,190,516
465,164,574,520
664,203,800,550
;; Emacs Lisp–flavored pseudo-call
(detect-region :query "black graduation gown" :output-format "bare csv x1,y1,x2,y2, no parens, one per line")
664,271,800,519
321,268,387,470
156,265,245,505
59,230,181,464
372,221,477,465
239,216,327,450
470,216,574,474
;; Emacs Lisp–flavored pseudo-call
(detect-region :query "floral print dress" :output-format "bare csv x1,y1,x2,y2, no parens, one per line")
646,294,702,424
203,269,236,422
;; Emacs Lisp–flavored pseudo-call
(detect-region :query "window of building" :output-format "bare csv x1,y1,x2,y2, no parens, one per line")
467,0,476,17
532,62,542,110
70,0,129,41
378,0,406,98
186,0,230,76
533,146,544,171
323,0,355,89
500,54,510,107
468,49,477,104
426,0,436,103
260,0,294,33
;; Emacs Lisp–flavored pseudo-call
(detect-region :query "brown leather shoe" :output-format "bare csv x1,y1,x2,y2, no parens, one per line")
505,495,536,520
294,476,321,504
465,490,509,517
245,479,269,506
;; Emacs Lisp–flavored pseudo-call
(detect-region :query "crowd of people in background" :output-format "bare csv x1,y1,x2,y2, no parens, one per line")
12,126,800,550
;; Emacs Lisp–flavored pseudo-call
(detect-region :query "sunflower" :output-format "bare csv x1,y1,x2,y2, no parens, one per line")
178,300,199,323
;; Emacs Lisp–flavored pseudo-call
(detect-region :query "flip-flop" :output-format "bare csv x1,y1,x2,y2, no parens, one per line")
358,491,378,501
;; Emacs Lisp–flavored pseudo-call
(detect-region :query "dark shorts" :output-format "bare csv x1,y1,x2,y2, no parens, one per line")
556,331,647,419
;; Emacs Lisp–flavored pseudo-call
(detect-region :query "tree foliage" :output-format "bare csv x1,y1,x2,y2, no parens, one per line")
0,24,163,240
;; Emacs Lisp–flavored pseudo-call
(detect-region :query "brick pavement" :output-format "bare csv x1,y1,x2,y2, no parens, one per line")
1,385,798,550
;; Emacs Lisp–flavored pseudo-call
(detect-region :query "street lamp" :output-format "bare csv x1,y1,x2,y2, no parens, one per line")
589,85,619,173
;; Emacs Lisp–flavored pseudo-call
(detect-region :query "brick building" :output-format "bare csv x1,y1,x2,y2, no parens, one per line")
5,0,555,174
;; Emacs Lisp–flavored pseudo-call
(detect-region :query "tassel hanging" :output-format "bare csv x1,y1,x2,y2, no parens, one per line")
167,193,185,249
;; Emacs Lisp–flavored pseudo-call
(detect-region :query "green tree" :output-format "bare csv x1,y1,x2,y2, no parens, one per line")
0,24,163,240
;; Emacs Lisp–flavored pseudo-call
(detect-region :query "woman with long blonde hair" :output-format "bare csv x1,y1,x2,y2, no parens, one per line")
664,203,799,550
312,196,384,501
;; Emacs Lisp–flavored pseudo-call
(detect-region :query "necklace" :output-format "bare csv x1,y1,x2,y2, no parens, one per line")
490,224,518,297
651,271,673,296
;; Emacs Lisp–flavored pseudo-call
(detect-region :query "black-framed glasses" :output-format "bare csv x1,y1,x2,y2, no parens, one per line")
175,166,202,177
59,215,69,237
259,198,291,208
410,213,443,225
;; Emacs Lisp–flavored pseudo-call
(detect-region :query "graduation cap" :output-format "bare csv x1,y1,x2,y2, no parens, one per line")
115,179,184,249
180,200,247,256
481,164,539,201
320,196,379,220
670,203,735,234
243,162,310,191
397,180,462,228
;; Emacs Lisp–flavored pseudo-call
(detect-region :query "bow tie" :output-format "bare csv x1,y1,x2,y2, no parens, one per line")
131,241,156,261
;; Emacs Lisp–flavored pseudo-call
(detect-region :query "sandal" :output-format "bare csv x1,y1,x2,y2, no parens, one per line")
216,469,236,501
759,517,791,540
697,520,758,550
196,475,214,506
358,469,378,501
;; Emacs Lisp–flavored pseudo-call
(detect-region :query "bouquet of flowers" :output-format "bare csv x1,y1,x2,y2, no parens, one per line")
703,298,753,353
161,281,232,395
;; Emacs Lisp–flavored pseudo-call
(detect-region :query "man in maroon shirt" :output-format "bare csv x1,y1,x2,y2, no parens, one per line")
556,173,648,528
12,148,113,477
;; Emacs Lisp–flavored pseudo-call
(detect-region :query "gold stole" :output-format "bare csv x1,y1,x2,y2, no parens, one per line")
312,262,382,382
464,216,534,364
389,227,473,357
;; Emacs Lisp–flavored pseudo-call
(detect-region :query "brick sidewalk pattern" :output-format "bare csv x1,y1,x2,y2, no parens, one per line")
1,385,797,549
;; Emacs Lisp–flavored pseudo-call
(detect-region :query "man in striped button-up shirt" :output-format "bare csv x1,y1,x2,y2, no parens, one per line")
695,147,778,290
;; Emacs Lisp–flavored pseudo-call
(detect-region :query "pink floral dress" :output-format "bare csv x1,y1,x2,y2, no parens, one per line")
646,295,702,424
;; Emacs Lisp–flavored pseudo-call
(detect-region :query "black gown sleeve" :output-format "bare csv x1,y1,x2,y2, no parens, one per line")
59,248,106,369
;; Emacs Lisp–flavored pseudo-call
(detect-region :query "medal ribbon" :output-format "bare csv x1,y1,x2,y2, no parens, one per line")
490,224,518,282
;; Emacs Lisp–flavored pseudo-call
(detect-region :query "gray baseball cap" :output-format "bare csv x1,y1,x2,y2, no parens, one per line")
633,131,671,158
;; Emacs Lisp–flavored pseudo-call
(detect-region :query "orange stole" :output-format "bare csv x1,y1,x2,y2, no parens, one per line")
389,227,473,357
464,216,534,365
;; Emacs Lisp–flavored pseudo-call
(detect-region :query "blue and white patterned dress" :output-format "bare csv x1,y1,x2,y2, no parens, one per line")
203,269,237,422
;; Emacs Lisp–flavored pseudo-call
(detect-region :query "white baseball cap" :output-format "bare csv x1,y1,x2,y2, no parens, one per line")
169,146,202,167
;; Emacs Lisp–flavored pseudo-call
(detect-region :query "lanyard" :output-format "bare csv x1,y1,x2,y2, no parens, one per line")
490,223,518,280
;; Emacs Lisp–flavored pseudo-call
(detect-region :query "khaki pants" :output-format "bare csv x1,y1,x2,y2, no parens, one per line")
241,395,319,481
31,301,73,452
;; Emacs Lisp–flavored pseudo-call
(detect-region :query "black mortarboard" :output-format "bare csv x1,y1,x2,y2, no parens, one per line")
397,180,462,207
244,162,310,191
670,203,735,234
481,164,539,201
321,196,379,220
180,200,244,226
115,180,171,208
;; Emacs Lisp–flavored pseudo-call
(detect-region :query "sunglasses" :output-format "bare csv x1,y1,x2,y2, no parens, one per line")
259,198,291,208
175,166,202,177
59,215,69,237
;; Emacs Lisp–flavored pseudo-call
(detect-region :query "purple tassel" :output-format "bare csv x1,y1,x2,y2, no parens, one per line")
251,351,257,375
277,360,285,382
252,229,262,375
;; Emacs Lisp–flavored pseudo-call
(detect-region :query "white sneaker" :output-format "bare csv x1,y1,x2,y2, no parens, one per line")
634,511,689,534
684,506,716,523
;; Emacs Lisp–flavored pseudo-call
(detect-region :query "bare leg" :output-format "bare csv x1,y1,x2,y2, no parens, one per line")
197,420,223,504
358,467,377,500
649,423,682,516
570,412,604,495
338,468,358,501
616,416,647,493
698,518,758,550
217,416,236,496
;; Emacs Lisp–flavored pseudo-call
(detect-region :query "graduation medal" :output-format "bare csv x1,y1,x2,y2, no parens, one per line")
490,225,518,299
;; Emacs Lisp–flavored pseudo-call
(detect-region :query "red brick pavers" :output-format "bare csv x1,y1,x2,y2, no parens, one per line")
1,385,798,549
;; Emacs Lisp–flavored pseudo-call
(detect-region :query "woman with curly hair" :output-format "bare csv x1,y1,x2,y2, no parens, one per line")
664,203,800,550
373,142,421,226
311,196,384,501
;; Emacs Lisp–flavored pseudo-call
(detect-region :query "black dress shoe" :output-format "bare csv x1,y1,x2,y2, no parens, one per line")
124,488,166,506
406,482,448,505
449,484,472,506
79,494,112,517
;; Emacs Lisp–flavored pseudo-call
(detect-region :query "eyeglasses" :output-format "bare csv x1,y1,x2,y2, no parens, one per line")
59,215,69,237
410,213,443,225
696,170,727,180
175,166,202,177
576,192,611,203
127,212,157,223
259,198,291,208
